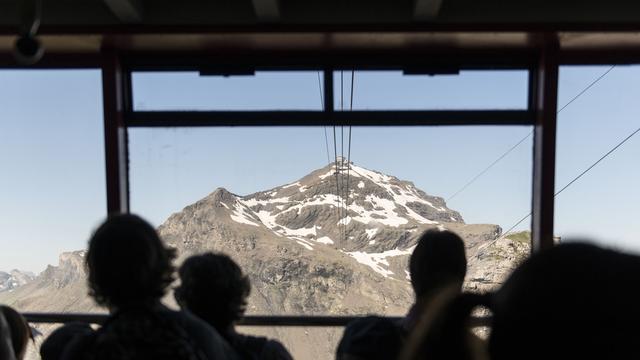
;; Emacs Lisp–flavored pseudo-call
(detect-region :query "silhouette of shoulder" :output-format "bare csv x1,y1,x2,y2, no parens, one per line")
0,311,17,360
164,307,240,360
230,334,293,360
62,306,239,360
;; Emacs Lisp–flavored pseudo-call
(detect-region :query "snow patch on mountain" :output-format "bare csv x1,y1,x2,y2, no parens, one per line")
230,201,260,227
282,226,317,238
243,196,290,207
316,236,334,245
296,238,314,251
318,169,336,180
365,228,378,239
352,195,409,226
281,182,301,189
345,246,416,278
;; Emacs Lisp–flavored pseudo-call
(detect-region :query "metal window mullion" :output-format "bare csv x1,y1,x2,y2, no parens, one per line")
102,50,130,215
22,312,491,327
124,110,534,127
323,68,334,115
531,45,559,253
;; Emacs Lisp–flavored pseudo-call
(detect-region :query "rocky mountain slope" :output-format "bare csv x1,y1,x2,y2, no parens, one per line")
0,160,529,360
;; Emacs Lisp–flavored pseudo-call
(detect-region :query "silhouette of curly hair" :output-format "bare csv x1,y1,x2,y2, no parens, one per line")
175,253,251,332
86,214,175,309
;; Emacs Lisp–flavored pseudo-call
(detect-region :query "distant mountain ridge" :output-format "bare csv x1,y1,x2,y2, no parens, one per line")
0,270,35,293
0,161,530,360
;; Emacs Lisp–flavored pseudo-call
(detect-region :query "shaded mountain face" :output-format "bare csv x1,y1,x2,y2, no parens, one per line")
0,161,530,360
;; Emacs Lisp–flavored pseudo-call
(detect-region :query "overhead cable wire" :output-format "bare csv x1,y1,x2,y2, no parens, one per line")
339,71,345,240
446,65,617,202
499,123,640,240
317,71,331,165
344,71,355,244
346,70,354,210
556,65,617,114
333,126,340,220
318,70,341,231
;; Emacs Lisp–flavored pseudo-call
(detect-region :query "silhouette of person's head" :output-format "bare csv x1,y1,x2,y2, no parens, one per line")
86,214,175,310
409,230,467,299
175,253,250,333
40,322,93,360
337,316,404,360
336,316,404,360
490,242,640,360
0,305,31,360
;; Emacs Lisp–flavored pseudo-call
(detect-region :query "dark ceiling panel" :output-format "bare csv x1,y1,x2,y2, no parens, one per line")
438,0,640,23
2,0,640,27
140,0,257,24
0,0,119,26
279,0,416,24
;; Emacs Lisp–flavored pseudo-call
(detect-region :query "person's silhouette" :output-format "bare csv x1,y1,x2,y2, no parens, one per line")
336,316,404,360
63,214,238,360
403,229,467,333
175,252,293,360
40,323,93,360
335,229,469,360
400,242,640,360
490,242,640,360
0,305,30,360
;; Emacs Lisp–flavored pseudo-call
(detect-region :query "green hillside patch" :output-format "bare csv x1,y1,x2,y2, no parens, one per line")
506,231,531,245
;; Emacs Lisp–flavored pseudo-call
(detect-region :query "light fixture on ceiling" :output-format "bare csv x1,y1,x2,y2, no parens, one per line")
14,0,44,65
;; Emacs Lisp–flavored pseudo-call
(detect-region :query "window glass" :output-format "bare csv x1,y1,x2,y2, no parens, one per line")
132,71,324,111
0,68,535,360
555,66,640,252
332,70,529,110
0,70,106,315
129,125,533,324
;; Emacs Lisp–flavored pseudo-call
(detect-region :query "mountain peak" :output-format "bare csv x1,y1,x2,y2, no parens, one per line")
186,162,463,256
205,187,236,200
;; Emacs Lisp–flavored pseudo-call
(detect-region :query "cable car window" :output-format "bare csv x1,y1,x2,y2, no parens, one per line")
555,65,640,252
332,70,529,111
0,67,538,360
0,70,106,313
129,125,533,305
132,71,324,111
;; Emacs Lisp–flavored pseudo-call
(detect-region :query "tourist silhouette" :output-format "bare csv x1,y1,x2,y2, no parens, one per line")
62,214,239,360
0,305,30,360
403,229,467,333
336,315,404,360
175,252,293,360
41,322,93,360
490,242,640,360
175,253,291,360
401,241,640,360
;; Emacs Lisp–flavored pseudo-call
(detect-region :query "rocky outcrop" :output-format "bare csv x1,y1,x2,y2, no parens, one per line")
466,231,530,293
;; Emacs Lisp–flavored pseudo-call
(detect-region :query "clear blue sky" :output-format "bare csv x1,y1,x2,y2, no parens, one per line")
1,66,638,272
